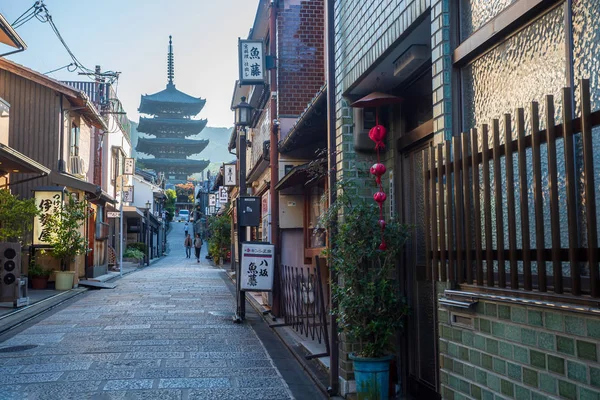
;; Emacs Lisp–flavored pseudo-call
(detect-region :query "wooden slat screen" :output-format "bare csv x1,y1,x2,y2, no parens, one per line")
424,80,600,299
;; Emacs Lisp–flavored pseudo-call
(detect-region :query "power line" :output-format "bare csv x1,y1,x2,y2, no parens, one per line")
12,1,39,27
44,63,76,75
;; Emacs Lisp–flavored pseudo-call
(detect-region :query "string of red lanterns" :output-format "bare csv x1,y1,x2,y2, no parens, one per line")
369,114,387,251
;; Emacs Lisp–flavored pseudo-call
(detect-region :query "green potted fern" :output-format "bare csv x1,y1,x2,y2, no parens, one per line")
320,180,410,400
45,195,89,290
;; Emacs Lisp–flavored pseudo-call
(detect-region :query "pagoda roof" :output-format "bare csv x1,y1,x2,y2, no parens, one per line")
139,85,206,116
138,157,210,171
136,138,209,154
137,117,207,135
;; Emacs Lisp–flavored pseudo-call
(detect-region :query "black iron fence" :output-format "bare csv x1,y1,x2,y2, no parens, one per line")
279,257,330,357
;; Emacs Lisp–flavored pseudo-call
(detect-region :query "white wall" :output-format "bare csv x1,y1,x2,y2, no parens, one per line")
102,113,132,206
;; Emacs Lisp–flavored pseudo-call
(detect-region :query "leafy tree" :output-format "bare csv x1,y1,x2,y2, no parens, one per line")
45,195,90,271
0,189,39,244
175,182,195,203
207,215,231,261
165,189,176,222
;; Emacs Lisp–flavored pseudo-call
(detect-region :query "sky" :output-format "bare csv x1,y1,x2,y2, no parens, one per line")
0,0,259,127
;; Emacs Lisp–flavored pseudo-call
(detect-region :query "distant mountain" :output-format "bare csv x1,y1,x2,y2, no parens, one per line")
188,126,236,171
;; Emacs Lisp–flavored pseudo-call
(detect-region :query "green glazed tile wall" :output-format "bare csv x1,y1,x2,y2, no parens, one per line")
439,300,600,400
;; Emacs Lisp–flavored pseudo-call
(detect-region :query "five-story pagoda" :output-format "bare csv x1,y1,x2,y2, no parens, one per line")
136,36,209,183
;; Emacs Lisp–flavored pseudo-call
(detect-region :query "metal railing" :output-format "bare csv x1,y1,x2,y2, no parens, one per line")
279,257,330,357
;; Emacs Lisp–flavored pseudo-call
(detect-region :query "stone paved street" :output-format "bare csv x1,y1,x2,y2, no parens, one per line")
0,223,313,400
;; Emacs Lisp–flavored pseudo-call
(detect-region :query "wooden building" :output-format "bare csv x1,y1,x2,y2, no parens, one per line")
0,57,113,282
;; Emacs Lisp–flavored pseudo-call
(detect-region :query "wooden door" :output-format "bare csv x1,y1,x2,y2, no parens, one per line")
400,137,439,399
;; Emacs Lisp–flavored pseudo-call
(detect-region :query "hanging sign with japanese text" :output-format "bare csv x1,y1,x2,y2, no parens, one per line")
224,164,237,186
209,194,216,206
238,39,265,85
240,242,275,291
122,186,134,203
124,158,135,175
218,186,228,203
33,188,66,245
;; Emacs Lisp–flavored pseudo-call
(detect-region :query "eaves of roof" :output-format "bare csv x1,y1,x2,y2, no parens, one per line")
0,58,107,130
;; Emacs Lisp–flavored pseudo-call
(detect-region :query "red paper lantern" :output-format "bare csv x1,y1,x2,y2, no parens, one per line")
369,163,386,177
368,125,387,149
373,191,386,204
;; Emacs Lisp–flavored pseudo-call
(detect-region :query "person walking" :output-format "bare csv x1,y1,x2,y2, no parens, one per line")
184,233,192,258
184,222,189,236
194,233,202,263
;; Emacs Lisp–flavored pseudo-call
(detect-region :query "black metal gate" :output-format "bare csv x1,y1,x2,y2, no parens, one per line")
278,257,330,357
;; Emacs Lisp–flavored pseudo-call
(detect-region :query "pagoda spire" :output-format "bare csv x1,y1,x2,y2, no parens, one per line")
167,35,174,88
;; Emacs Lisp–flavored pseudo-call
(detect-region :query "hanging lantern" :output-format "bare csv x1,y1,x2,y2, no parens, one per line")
368,125,387,150
351,92,403,252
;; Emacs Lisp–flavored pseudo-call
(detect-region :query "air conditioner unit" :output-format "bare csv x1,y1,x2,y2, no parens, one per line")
70,156,87,176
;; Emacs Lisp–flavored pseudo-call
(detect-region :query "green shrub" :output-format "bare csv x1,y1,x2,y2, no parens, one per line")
124,248,145,260
207,215,230,260
127,242,147,253
320,180,411,358
28,263,51,278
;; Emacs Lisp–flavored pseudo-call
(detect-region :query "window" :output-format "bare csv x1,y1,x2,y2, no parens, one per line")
70,122,80,156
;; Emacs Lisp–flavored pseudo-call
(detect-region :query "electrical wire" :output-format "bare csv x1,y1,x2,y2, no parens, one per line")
44,63,76,75
12,1,39,27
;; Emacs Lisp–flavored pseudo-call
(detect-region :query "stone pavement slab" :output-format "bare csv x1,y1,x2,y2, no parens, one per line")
0,223,310,399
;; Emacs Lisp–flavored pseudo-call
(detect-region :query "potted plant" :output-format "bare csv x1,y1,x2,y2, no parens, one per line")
320,180,410,400
45,195,89,290
28,262,51,290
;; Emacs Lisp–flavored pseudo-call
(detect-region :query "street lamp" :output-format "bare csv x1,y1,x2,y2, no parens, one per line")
145,200,151,264
233,96,253,127
232,97,253,322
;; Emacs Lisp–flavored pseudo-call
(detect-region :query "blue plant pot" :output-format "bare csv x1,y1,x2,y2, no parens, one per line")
349,353,393,400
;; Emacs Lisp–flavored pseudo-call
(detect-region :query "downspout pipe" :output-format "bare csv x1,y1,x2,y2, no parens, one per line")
269,0,281,317
58,94,65,172
326,0,339,395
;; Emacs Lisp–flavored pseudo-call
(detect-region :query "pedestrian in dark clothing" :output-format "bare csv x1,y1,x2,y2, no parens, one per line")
194,233,202,263
184,234,192,258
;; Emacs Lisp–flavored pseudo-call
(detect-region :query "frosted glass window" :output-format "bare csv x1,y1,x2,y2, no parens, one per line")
462,6,566,148
573,0,600,113
460,0,517,40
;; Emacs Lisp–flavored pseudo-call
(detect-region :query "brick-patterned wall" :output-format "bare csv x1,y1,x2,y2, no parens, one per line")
277,0,325,117
333,0,433,390
430,0,452,141
440,300,600,400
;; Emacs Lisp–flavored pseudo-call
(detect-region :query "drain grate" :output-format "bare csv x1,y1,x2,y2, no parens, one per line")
0,344,38,353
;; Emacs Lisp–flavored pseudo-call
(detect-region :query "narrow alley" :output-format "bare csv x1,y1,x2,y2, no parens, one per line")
0,223,322,399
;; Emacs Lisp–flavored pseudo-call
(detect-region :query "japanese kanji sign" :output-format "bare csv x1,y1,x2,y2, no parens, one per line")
219,186,228,203
240,242,275,291
122,186,134,203
33,188,65,245
224,164,237,186
238,39,265,85
124,158,135,175
209,194,216,207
